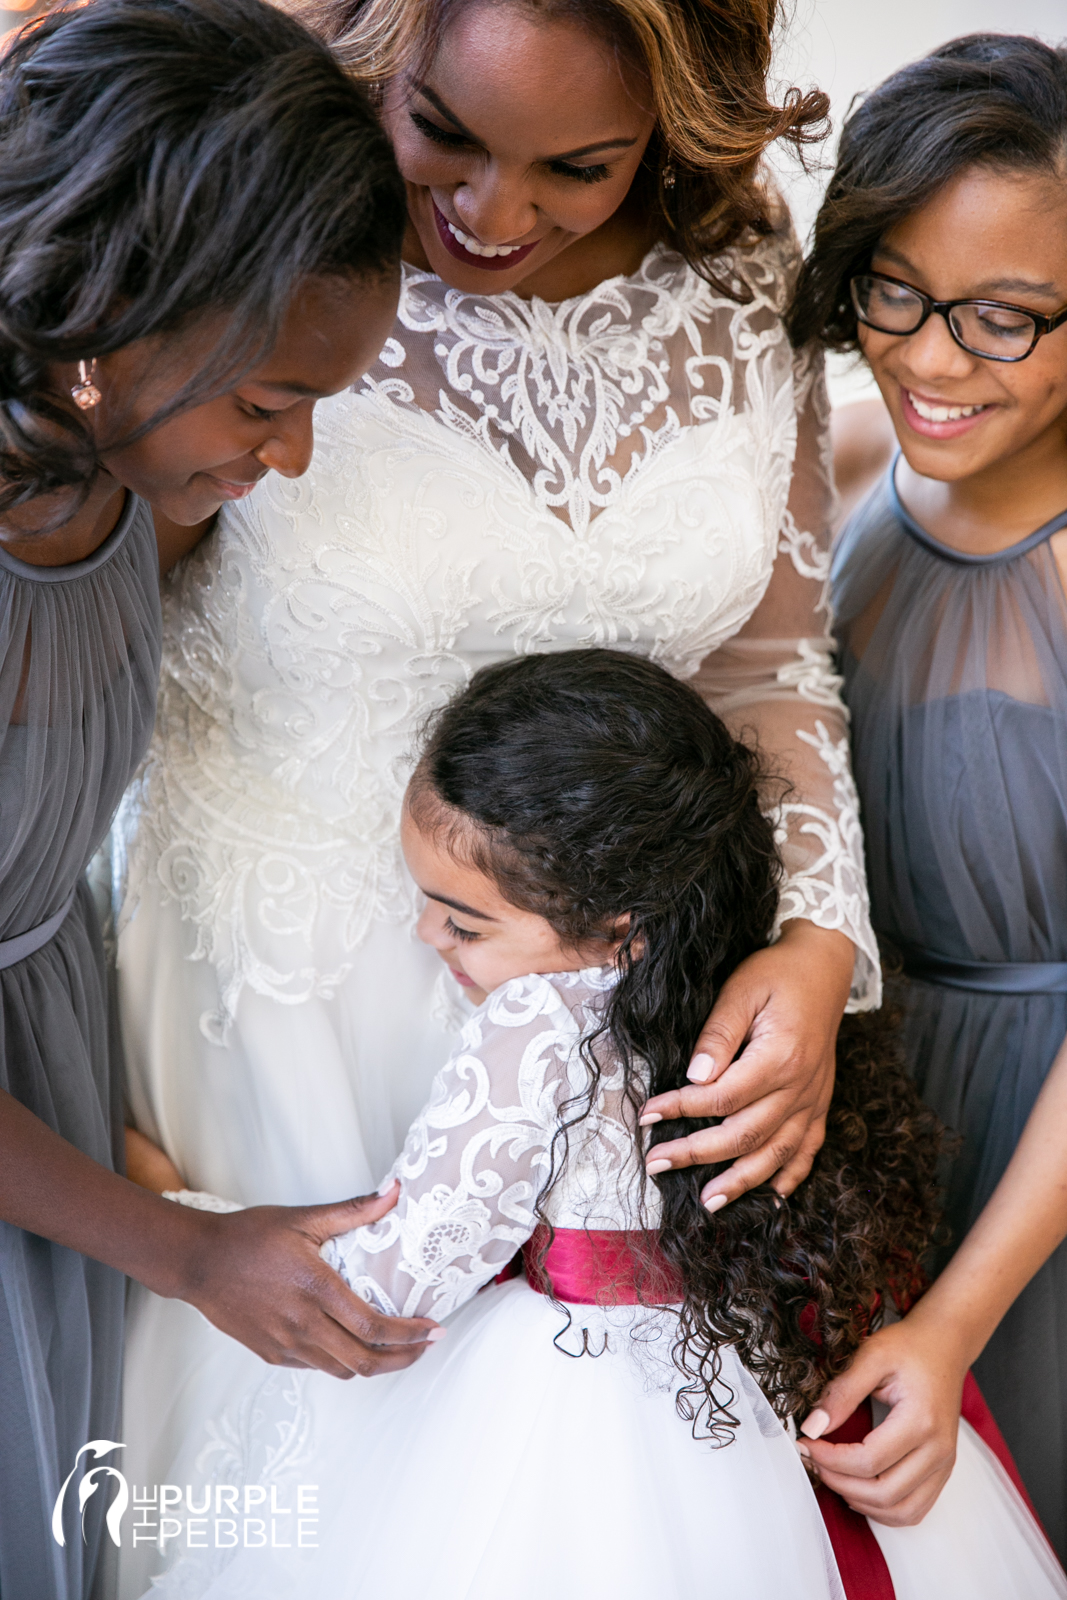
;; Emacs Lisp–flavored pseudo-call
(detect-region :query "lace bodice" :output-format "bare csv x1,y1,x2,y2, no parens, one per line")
120,228,878,1032
323,967,648,1320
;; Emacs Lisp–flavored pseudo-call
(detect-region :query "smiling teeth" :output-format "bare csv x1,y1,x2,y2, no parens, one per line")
908,392,986,422
446,221,522,258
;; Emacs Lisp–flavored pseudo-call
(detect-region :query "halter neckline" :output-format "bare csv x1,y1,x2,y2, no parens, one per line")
889,455,1067,567
0,490,139,583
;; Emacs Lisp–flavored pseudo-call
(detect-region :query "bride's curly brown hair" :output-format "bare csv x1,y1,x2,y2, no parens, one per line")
298,0,828,288
411,647,944,1436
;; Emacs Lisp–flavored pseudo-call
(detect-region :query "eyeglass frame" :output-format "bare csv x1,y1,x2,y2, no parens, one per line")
849,271,1067,363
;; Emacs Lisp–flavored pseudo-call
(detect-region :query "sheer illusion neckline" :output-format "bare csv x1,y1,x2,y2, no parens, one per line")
399,241,677,317
0,490,140,584
889,455,1067,567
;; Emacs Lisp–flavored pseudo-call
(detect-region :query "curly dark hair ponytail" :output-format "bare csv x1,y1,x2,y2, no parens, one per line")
0,0,405,515
412,648,943,1434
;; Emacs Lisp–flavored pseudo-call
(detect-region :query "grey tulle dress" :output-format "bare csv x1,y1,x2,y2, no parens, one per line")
0,493,161,1600
832,462,1067,1559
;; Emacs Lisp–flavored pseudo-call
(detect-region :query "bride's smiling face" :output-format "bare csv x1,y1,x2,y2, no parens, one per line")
380,0,656,295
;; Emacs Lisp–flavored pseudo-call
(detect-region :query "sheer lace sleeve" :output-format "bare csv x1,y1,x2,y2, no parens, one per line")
322,973,584,1320
691,346,880,1011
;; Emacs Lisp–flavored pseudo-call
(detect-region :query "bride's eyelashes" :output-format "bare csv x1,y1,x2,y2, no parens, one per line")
445,915,481,942
407,111,610,185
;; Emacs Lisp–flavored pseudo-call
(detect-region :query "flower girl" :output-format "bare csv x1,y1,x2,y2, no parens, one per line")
158,649,1062,1600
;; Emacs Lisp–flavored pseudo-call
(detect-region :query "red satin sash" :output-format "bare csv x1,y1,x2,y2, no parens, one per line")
520,1223,682,1304
514,1226,1053,1598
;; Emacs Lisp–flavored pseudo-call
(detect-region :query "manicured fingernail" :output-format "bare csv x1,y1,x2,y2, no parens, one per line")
638,1112,662,1126
377,1178,399,1196
425,1328,447,1342
703,1193,728,1215
687,1052,715,1083
645,1158,673,1177
801,1408,831,1441
795,1441,811,1460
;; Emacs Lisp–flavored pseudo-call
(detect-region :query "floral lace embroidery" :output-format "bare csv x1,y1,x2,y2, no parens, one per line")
773,721,880,1008
118,227,879,1023
324,969,643,1322
376,242,791,540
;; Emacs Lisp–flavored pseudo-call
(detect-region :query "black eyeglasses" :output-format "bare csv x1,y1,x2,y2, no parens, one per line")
850,272,1067,363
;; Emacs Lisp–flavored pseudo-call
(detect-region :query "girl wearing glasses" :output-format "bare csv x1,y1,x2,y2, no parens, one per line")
790,32,1067,1561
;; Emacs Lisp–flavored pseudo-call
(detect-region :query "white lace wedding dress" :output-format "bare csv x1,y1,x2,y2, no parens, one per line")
138,970,1064,1600
113,229,884,1598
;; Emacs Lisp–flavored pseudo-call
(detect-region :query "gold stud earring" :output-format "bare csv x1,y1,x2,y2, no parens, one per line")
71,359,102,411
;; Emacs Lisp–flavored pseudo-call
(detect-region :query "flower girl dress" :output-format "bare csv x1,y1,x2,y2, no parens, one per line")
153,969,1065,1600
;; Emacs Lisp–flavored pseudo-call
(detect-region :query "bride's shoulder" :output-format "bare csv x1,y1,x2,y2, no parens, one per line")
662,177,800,318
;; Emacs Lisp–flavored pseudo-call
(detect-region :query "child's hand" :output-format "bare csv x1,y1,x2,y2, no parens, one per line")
796,1317,967,1526
125,1125,186,1195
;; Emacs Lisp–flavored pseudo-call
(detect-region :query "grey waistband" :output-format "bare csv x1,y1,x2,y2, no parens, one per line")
0,887,77,971
902,945,1067,995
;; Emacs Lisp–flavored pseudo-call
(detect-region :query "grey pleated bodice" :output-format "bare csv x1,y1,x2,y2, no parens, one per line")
0,491,162,1600
832,464,1067,1559
0,492,162,944
834,467,1067,974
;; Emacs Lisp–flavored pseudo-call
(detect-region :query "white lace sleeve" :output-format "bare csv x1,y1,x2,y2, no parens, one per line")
322,973,583,1320
691,346,880,1011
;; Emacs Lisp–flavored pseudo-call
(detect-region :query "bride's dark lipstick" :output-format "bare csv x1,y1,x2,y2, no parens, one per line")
432,202,539,273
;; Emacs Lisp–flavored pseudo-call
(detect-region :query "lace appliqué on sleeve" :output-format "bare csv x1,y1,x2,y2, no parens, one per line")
323,973,597,1320
693,345,881,1012
772,720,880,1010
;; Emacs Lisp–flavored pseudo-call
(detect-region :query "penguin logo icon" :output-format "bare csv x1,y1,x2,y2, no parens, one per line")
52,1440,129,1549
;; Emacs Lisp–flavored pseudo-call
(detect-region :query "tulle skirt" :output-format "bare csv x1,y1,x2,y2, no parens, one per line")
137,1278,1065,1600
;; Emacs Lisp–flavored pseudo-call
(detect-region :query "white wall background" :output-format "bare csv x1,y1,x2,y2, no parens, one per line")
771,0,1066,246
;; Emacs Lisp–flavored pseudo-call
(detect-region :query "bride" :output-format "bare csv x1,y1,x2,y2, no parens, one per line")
114,0,879,1592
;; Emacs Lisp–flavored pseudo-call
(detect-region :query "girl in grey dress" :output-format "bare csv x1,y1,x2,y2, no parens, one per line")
789,34,1067,1559
0,4,431,1595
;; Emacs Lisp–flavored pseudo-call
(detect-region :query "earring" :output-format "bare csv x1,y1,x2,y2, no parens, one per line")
71,359,102,411
661,161,676,191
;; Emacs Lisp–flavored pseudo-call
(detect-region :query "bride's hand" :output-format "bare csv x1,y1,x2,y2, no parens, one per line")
179,1184,443,1380
797,1317,967,1525
639,920,854,1203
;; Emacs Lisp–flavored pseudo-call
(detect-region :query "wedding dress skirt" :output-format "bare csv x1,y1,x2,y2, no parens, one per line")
142,1278,1064,1600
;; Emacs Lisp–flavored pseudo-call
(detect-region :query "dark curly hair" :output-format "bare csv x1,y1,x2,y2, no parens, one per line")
789,32,1067,349
410,648,943,1434
0,0,406,515
303,0,828,291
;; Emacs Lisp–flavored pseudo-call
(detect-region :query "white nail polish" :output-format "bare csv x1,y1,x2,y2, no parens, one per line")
702,1193,727,1215
425,1327,447,1342
687,1052,715,1083
645,1158,672,1177
801,1408,831,1441
638,1112,662,1126
377,1177,398,1196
